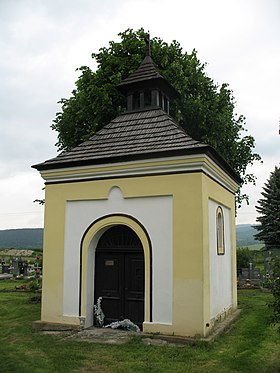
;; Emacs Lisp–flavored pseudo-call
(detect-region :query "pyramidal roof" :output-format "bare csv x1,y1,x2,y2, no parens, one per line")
33,108,208,170
118,55,162,85
117,55,179,99
33,107,239,183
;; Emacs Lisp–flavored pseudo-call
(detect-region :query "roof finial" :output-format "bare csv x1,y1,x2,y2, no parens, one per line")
144,33,151,56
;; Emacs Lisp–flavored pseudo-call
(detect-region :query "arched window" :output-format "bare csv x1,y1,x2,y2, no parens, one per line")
216,206,225,255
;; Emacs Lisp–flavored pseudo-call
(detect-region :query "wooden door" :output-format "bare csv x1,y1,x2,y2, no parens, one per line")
94,225,144,328
124,253,144,326
95,252,124,324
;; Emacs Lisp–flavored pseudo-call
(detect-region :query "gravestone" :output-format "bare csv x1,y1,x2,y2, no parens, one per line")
10,258,28,277
238,263,261,287
1,261,10,274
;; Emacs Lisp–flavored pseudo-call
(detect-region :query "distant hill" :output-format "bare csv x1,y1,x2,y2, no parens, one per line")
0,228,43,249
236,224,263,247
0,224,262,250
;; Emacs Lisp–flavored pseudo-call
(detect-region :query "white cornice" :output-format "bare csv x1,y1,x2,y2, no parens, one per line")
40,154,239,193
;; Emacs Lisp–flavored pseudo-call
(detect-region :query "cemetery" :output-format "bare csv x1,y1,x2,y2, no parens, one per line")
237,263,261,288
0,250,42,292
0,251,41,276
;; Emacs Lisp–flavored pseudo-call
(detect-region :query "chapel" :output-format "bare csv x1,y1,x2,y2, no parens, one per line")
33,39,240,337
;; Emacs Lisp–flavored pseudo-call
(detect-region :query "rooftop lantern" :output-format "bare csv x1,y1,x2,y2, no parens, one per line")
116,34,179,114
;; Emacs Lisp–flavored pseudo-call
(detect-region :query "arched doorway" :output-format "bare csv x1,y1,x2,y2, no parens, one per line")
94,225,144,328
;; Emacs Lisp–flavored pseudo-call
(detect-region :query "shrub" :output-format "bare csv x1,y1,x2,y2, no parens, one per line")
269,257,280,331
28,278,41,291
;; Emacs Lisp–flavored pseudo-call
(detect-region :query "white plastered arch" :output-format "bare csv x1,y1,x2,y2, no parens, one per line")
79,214,152,328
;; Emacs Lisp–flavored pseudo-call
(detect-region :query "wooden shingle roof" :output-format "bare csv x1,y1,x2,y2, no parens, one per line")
33,107,241,184
118,55,162,86
117,55,179,99
33,108,207,170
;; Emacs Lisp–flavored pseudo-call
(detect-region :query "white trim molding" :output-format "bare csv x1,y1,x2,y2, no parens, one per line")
40,155,239,194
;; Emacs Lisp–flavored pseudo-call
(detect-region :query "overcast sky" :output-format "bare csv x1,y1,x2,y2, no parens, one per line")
0,0,279,229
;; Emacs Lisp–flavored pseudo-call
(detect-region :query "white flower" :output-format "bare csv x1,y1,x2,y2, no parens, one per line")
93,297,105,327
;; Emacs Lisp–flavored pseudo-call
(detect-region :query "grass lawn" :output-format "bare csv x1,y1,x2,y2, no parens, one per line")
0,281,279,373
237,244,264,251
245,244,265,251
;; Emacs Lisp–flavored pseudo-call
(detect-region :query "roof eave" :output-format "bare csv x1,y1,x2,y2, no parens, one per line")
117,77,180,99
32,146,241,185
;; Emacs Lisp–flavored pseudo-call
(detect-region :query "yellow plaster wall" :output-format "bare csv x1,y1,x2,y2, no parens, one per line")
41,185,68,324
171,173,205,336
201,174,237,336
41,164,237,337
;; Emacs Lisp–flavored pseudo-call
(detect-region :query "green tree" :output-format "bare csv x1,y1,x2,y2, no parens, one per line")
51,28,260,202
236,247,251,270
255,166,280,247
270,258,280,331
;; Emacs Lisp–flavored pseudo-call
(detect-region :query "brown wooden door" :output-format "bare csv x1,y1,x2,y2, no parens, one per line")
95,250,144,327
124,253,144,326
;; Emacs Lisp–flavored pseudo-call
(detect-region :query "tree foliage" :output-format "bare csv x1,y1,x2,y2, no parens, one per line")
236,247,251,270
255,166,280,247
270,258,280,331
51,28,261,201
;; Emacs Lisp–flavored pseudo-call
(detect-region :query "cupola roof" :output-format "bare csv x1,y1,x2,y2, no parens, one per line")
116,55,179,99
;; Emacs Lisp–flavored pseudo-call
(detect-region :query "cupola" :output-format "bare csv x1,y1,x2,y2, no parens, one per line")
116,35,179,114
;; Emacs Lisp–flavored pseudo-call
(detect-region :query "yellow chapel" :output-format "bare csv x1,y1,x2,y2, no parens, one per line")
33,47,240,338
